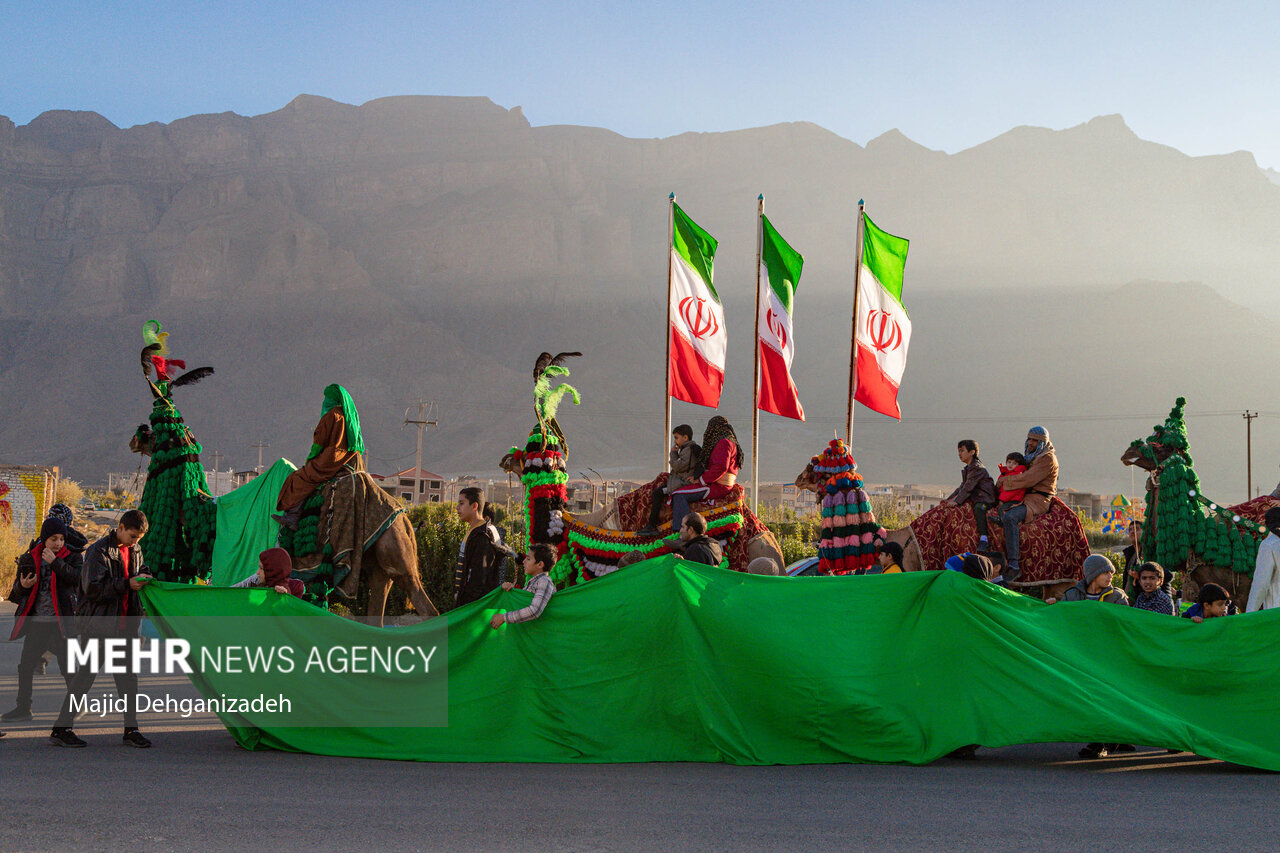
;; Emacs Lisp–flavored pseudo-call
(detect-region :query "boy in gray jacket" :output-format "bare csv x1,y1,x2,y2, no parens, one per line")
639,425,702,534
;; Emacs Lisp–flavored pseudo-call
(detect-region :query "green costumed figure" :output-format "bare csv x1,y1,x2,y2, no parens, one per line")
133,321,217,582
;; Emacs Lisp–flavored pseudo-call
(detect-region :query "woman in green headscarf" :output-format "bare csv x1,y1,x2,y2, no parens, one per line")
274,384,366,528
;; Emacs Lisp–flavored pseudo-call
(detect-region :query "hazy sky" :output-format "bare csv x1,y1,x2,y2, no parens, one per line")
4,0,1280,167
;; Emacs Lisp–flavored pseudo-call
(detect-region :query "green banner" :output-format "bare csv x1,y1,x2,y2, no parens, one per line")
142,558,1280,768
210,457,297,587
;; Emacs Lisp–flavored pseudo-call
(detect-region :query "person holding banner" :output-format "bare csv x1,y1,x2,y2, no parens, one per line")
669,417,743,533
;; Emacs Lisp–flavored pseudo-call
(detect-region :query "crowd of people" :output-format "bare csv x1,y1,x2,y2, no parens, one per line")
7,413,1279,760
2,503,317,748
4,506,155,747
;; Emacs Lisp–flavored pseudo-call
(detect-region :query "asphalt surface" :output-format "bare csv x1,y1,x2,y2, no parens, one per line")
1,604,1276,852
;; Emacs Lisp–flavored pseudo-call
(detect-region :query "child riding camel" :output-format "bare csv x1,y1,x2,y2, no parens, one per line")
639,424,702,535
941,440,998,550
667,417,743,534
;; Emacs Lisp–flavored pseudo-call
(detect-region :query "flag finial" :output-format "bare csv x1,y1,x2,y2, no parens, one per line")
758,193,764,200
858,198,864,206
669,192,675,200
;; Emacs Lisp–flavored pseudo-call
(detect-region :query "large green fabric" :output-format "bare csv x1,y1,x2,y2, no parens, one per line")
141,559,1280,768
209,458,297,587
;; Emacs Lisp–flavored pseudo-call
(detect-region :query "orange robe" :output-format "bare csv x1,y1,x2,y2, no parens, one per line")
276,409,362,510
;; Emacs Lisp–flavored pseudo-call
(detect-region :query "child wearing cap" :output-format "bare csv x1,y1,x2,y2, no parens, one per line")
876,541,905,574
3,518,83,722
1048,555,1129,605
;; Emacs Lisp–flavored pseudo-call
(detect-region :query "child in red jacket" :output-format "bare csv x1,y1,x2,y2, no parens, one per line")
997,452,1028,510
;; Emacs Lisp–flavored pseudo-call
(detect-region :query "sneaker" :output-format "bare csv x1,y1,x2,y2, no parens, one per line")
1,706,32,722
636,526,659,537
122,728,152,749
50,728,87,748
978,536,989,549
1005,564,1022,584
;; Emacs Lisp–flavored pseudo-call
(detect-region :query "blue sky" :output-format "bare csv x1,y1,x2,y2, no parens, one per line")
4,0,1280,167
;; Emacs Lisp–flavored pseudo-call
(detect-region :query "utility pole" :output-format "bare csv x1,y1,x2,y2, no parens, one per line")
403,400,438,506
251,441,270,473
580,471,599,513
1244,410,1258,500
588,467,605,514
211,450,222,496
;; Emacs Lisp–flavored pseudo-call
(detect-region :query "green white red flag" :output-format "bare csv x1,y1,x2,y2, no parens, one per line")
854,213,911,419
756,214,805,420
668,203,725,408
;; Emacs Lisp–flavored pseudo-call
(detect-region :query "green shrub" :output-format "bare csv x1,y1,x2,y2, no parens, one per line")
777,534,816,567
402,502,526,614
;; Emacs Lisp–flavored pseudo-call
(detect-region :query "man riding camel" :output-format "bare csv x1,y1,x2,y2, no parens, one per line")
996,426,1058,583
273,384,366,529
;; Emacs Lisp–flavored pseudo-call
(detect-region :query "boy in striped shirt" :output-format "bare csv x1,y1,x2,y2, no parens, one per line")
490,543,557,628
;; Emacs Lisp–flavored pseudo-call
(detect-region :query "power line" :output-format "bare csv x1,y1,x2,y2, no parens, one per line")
427,398,1270,427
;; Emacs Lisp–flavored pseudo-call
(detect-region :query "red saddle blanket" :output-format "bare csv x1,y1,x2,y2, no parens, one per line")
611,475,768,574
1231,495,1280,525
910,497,1088,587
617,474,745,531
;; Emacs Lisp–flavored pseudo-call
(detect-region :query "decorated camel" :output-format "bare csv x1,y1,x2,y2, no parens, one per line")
1121,397,1278,602
128,322,437,625
794,447,1088,591
499,352,783,584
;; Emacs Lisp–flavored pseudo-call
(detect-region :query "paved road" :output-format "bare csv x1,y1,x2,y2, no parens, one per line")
1,606,1275,852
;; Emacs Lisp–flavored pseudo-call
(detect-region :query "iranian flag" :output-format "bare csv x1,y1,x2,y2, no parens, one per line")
668,203,725,408
854,213,911,419
756,214,805,420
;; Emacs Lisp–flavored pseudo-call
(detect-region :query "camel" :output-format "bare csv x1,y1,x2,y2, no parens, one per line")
793,459,923,571
131,427,437,627
793,457,1084,598
499,356,784,582
349,511,440,627
128,321,436,625
1120,397,1278,603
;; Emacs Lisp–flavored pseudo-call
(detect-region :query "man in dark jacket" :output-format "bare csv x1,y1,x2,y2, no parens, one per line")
453,487,503,606
51,510,153,748
4,518,82,721
679,512,723,567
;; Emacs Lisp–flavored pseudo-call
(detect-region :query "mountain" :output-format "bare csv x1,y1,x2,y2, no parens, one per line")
1,96,1276,501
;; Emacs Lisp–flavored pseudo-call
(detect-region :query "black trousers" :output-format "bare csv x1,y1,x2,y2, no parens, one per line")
646,486,667,528
55,634,139,730
15,621,71,709
971,502,994,539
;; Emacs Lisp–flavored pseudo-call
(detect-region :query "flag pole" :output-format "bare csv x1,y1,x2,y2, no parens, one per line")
664,192,675,473
752,194,764,512
845,199,865,446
